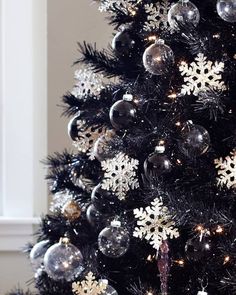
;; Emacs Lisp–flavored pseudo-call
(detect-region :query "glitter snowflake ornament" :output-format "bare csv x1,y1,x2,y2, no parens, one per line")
144,1,171,31
98,0,138,14
179,53,226,96
72,272,107,295
71,68,104,99
69,118,107,160
133,198,179,251
215,150,236,189
101,152,139,200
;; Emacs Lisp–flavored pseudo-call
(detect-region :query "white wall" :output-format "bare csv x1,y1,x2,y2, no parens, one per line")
0,0,112,293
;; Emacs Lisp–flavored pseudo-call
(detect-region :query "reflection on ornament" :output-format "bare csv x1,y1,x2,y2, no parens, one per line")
168,0,200,30
62,200,82,221
44,238,84,281
98,220,130,258
143,39,174,75
30,240,49,271
217,0,236,23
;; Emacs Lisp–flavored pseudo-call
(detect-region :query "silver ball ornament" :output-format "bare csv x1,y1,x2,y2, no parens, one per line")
217,0,236,23
30,240,49,271
44,238,84,281
168,0,200,30
98,221,130,258
143,39,174,75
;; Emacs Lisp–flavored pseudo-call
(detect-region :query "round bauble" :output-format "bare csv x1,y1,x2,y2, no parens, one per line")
144,147,172,182
62,200,82,221
99,280,118,295
98,221,130,258
217,0,236,23
30,240,49,271
93,130,117,162
143,39,174,75
86,204,111,228
91,184,117,213
185,236,212,262
44,238,84,281
68,114,81,141
112,29,135,56
109,97,137,130
168,0,200,30
179,122,210,157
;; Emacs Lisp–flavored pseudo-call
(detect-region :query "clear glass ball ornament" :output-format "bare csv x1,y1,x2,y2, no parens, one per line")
44,238,84,281
109,94,137,130
30,240,50,271
93,130,117,162
179,121,210,157
217,0,236,23
99,280,118,295
143,39,174,75
98,221,130,258
144,145,172,182
168,0,200,30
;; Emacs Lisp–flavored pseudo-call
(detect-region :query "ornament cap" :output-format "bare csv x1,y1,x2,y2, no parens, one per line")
123,93,133,101
155,145,166,153
111,220,121,227
59,237,70,245
155,39,165,45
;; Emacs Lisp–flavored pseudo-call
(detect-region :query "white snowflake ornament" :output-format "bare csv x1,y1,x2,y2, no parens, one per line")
101,152,139,200
72,120,107,160
144,1,171,31
71,68,104,99
179,53,226,96
133,198,179,251
215,150,236,189
72,272,107,295
98,0,139,14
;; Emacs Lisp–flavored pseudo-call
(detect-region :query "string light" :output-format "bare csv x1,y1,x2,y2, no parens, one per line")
215,225,224,234
147,35,157,42
224,255,230,265
175,121,181,127
168,92,177,100
147,254,155,262
174,259,185,267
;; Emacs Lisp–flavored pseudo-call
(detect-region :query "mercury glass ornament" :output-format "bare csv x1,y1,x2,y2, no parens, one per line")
44,238,84,281
179,121,210,157
168,0,200,30
109,94,137,130
91,184,117,213
93,130,117,162
143,39,174,75
62,200,82,221
112,28,135,56
30,240,49,271
68,114,80,141
217,0,236,23
98,221,130,258
99,280,118,295
144,145,172,182
185,236,212,262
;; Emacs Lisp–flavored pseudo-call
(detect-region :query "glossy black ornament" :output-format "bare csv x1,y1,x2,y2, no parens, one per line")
86,204,111,228
144,148,172,182
179,122,210,157
112,29,135,56
68,114,80,141
91,184,118,213
109,99,137,130
185,236,212,262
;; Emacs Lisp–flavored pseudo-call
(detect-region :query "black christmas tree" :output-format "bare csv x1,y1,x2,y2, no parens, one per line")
9,0,236,294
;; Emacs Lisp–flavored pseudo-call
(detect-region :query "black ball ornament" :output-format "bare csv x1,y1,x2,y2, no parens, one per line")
179,121,211,157
91,184,118,213
68,114,81,141
109,94,137,130
112,28,135,56
144,145,172,182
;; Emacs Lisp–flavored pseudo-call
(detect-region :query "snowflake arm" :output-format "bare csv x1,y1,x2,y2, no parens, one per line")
215,150,236,189
179,53,226,96
101,152,139,200
72,272,107,295
144,1,171,32
98,0,138,14
133,198,179,251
